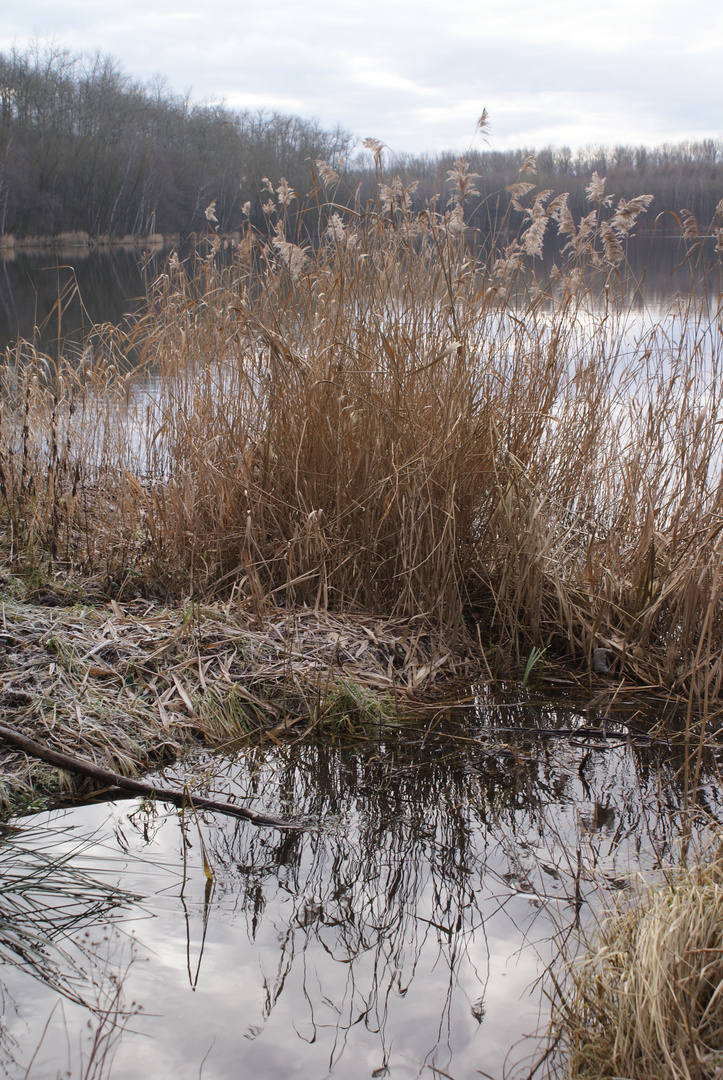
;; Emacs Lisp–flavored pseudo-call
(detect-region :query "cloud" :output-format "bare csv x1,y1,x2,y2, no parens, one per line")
1,0,721,154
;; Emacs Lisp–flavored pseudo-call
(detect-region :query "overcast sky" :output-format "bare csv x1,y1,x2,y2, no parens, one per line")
3,0,722,156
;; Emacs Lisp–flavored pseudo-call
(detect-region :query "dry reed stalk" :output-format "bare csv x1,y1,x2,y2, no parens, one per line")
0,579,471,808
0,152,721,708
546,840,723,1080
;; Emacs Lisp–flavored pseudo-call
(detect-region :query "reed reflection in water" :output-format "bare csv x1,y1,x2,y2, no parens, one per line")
0,699,719,1079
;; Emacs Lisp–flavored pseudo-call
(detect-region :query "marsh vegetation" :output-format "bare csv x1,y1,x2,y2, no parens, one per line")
1,137,723,1079
1,148,722,703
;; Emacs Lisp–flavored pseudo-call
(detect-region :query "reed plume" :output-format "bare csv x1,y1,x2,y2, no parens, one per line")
0,150,720,703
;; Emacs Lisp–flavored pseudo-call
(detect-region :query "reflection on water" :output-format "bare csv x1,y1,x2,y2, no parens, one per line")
0,245,169,354
1,695,719,1080
0,236,719,355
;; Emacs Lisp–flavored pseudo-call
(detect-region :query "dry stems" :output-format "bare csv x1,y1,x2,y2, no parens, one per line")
0,578,472,807
0,155,722,704
546,839,723,1080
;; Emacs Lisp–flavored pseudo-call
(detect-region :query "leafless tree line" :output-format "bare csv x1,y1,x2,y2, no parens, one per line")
1,43,721,242
0,44,351,239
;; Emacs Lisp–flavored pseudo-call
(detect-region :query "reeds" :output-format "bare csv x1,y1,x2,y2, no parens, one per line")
1,154,722,701
546,839,723,1080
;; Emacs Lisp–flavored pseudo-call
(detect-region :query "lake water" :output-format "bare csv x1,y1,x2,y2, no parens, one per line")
0,243,168,354
0,694,716,1080
0,236,720,355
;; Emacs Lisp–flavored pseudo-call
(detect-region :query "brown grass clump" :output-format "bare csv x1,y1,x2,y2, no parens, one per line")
0,150,722,701
0,576,471,809
547,843,723,1080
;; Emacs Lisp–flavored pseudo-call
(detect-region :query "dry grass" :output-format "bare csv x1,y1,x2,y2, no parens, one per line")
0,154,722,707
546,839,723,1080
0,573,476,808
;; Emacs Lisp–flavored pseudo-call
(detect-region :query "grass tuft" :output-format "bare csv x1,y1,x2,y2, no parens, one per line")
317,678,396,736
548,842,723,1080
1,150,722,702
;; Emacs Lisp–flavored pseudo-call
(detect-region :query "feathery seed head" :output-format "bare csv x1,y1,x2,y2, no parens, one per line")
548,193,576,238
611,195,654,236
444,203,465,236
272,221,308,280
562,209,597,257
600,221,625,264
363,138,385,168
276,178,296,207
326,213,346,245
380,176,419,212
507,181,537,212
519,154,537,177
446,158,480,204
476,108,490,135
315,160,340,185
522,215,549,258
680,208,701,240
586,172,612,207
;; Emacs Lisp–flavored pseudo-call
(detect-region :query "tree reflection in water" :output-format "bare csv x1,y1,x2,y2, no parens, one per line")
2,697,721,1079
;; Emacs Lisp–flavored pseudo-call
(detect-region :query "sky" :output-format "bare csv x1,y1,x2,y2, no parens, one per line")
2,0,722,156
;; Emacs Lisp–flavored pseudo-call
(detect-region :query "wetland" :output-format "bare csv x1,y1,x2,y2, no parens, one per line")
1,689,707,1080
1,161,723,1079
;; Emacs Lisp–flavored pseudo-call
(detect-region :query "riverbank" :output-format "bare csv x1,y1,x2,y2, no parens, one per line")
1,157,722,795
0,556,695,821
0,568,487,814
0,231,178,255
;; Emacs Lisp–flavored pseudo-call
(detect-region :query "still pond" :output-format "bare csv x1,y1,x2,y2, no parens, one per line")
0,692,716,1080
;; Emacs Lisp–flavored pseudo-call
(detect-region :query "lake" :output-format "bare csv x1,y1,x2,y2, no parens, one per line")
0,693,715,1080
0,243,168,355
0,236,720,356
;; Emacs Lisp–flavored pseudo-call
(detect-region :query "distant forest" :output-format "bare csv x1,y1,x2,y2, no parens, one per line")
1,45,722,241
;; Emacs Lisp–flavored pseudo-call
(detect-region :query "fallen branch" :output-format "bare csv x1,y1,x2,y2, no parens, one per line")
0,723,299,829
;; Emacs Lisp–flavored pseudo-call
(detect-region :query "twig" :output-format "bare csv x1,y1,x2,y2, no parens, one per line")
0,723,298,829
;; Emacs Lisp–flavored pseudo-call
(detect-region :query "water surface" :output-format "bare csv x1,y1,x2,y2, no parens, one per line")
0,694,714,1080
1,236,719,355
0,244,169,354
